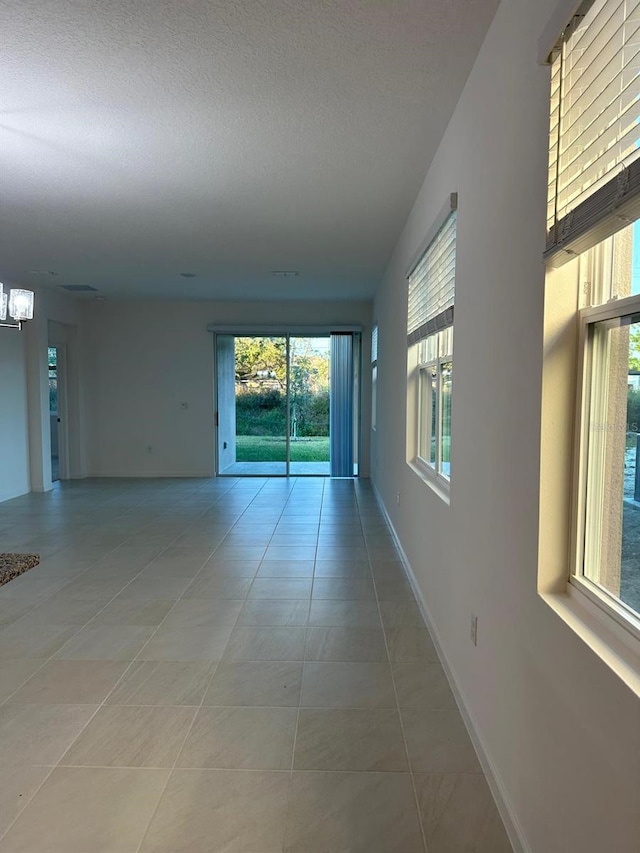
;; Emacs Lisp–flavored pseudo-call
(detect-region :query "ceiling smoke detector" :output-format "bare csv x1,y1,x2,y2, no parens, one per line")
271,271,300,277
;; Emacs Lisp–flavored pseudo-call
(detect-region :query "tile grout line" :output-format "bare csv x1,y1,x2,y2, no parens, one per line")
114,476,261,850
133,476,304,853
0,478,409,851
0,483,237,840
289,478,324,783
355,487,430,853
0,498,192,708
1,476,237,662
0,479,248,845
46,763,428,774
136,478,283,661
6,700,412,712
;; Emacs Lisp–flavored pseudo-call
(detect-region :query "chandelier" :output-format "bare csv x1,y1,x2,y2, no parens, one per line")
0,283,34,330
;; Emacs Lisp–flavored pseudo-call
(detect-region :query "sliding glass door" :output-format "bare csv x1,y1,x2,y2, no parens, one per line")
289,336,330,475
215,331,357,476
217,335,288,476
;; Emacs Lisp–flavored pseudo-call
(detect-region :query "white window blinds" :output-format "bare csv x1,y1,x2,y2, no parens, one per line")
371,325,378,363
546,0,640,265
407,210,457,346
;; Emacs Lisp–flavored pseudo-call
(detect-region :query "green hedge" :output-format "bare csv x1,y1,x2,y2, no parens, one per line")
236,391,329,437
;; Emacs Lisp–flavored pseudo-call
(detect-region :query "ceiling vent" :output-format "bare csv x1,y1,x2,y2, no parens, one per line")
59,284,98,292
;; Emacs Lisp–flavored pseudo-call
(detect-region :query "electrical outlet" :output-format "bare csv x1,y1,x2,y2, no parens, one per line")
470,614,478,646
396,492,401,505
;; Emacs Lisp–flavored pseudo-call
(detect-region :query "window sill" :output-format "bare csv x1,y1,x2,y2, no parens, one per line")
540,584,640,698
407,459,450,505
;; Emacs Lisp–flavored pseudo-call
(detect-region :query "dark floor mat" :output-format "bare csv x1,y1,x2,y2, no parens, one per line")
0,554,40,587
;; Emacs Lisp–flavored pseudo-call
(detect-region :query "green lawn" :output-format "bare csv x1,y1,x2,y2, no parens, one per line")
236,435,329,462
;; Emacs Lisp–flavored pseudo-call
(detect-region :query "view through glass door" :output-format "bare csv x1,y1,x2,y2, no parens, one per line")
234,335,288,475
48,347,59,482
289,336,330,475
216,333,334,476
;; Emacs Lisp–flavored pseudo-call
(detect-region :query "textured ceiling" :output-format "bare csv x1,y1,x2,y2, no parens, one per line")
0,0,499,301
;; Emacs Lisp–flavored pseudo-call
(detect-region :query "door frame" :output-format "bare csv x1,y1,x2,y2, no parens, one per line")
48,343,70,481
210,325,362,477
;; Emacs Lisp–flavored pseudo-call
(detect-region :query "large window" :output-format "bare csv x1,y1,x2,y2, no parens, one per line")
544,0,640,635
407,197,457,488
575,226,640,630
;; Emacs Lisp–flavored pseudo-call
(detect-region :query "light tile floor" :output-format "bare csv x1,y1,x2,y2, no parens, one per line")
0,477,513,852
220,462,331,476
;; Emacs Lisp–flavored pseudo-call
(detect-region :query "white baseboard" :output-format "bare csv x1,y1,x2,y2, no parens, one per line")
86,470,214,479
371,483,531,853
0,487,31,502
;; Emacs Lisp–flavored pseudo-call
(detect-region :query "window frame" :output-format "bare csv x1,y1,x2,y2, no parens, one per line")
417,360,437,470
538,0,640,693
415,331,453,485
405,195,457,498
571,290,640,641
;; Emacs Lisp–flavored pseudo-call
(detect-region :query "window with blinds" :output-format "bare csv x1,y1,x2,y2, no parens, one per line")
546,0,640,265
371,325,378,363
407,210,457,346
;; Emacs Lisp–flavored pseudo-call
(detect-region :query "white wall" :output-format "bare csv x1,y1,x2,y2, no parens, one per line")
25,287,87,492
0,283,86,502
0,330,29,502
83,300,372,478
372,1,640,851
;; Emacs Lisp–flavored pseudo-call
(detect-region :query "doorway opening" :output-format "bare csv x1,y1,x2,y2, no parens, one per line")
48,346,60,482
215,332,359,477
48,341,70,483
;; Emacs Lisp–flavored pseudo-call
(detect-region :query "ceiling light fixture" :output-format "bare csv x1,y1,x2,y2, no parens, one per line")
0,283,35,330
179,272,197,278
271,270,300,277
